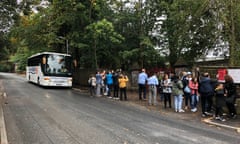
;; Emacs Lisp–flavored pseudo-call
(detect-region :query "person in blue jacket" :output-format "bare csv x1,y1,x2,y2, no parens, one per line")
199,72,214,117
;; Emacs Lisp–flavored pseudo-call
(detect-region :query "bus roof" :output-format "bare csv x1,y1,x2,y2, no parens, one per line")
28,52,71,59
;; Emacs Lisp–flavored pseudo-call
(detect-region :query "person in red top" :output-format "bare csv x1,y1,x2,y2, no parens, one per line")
189,77,199,112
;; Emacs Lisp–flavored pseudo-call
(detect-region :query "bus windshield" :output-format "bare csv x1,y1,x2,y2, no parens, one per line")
43,54,72,76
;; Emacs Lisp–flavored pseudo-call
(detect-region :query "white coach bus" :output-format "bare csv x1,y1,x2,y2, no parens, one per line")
26,52,73,87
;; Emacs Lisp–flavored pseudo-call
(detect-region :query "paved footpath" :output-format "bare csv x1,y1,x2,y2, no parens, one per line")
0,80,8,144
76,86,240,133
130,91,239,132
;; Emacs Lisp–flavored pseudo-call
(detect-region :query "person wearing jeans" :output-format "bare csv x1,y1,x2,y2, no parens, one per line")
189,77,199,112
147,72,159,106
95,71,103,97
172,75,184,112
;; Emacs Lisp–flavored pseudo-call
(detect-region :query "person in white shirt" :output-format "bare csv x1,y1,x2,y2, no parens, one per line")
162,73,172,108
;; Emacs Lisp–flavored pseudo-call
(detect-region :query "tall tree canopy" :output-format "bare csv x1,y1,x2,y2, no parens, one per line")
2,0,240,72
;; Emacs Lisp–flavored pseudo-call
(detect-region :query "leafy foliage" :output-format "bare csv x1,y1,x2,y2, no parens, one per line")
2,0,240,73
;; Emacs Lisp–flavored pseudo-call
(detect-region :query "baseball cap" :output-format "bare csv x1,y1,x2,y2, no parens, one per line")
187,72,192,75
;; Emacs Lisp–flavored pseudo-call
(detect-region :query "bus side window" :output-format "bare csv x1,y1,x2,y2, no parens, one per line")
46,64,51,73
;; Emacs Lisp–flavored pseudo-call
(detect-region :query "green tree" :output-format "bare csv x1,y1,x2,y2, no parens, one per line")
220,0,240,66
9,0,92,70
85,19,124,69
109,0,165,69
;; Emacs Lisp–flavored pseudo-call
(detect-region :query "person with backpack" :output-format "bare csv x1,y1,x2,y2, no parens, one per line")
88,74,96,96
172,75,185,112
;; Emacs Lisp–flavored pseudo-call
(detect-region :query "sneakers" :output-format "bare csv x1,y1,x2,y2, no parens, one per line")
204,112,213,116
215,116,226,122
220,117,226,122
231,114,237,119
191,108,197,112
178,109,185,113
113,97,119,100
175,109,184,113
202,113,207,117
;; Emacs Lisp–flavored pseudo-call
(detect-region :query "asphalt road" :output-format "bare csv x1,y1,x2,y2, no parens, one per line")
0,73,239,144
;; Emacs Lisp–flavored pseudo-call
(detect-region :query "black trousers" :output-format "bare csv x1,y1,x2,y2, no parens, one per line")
215,106,224,117
163,93,171,108
138,84,146,100
201,93,213,114
120,87,127,100
226,102,237,117
113,85,119,98
89,86,95,96
184,92,191,108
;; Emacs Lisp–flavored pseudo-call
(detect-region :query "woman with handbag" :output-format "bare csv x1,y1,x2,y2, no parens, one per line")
162,73,172,108
182,72,192,110
224,74,237,119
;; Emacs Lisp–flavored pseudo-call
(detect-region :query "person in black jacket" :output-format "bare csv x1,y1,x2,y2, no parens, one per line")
199,72,214,117
224,74,237,119
112,71,120,99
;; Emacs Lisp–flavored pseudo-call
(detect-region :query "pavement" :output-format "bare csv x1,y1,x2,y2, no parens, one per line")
130,92,240,133
74,86,240,133
1,83,240,141
0,81,8,144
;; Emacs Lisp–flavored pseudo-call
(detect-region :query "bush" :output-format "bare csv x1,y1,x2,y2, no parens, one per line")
0,62,14,72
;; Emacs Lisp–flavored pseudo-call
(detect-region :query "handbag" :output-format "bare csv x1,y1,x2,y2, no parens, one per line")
184,86,191,93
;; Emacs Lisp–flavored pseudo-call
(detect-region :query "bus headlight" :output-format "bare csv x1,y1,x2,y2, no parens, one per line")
44,77,51,82
44,77,50,81
68,78,72,83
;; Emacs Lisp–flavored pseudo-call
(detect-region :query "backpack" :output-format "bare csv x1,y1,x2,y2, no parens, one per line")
88,77,96,86
88,78,92,86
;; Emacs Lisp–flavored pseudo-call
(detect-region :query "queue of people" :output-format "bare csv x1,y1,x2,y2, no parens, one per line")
88,68,238,121
88,69,129,101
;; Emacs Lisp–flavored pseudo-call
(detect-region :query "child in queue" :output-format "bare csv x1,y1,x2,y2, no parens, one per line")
214,83,226,121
